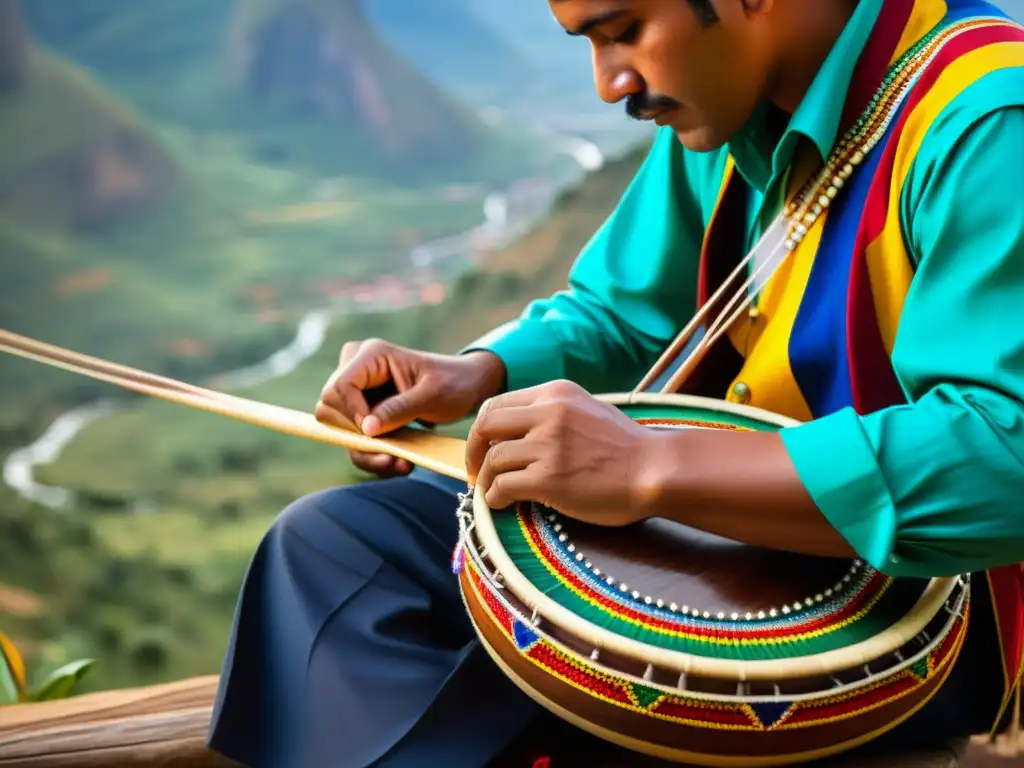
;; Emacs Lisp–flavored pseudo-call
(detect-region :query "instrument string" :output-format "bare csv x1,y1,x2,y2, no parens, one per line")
662,226,794,394
630,216,789,394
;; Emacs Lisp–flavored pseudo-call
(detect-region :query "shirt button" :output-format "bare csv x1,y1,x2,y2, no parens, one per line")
730,381,751,405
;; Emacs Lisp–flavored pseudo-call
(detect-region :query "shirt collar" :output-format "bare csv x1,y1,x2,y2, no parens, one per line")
727,0,886,193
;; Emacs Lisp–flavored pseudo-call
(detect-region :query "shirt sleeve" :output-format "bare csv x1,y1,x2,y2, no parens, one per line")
781,102,1024,579
464,127,709,394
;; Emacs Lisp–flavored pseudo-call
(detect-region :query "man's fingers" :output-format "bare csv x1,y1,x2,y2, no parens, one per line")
338,341,362,367
321,345,396,430
475,380,581,414
466,405,543,481
318,369,369,431
484,467,538,510
314,399,357,430
350,451,413,478
475,439,535,499
364,380,436,436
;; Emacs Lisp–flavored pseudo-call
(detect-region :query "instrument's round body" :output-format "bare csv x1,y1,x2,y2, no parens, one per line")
454,394,970,766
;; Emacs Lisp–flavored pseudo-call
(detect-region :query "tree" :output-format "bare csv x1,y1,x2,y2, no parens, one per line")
0,0,28,94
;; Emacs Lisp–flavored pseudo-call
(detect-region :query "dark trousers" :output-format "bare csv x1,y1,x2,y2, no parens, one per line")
207,471,1001,768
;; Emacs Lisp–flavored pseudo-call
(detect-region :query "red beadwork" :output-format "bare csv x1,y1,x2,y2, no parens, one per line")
469,567,513,630
529,644,633,704
465,555,969,734
653,700,756,727
780,675,920,727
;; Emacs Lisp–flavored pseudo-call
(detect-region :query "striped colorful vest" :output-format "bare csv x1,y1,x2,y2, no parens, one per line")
682,0,1024,730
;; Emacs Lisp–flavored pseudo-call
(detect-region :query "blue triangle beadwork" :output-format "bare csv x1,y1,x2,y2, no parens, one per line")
512,619,540,652
748,701,793,730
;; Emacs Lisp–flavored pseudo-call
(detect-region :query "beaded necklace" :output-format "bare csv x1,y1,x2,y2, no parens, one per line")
780,18,990,251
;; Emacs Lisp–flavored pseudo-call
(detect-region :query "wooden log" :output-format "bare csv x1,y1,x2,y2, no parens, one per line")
0,676,238,767
0,674,1018,766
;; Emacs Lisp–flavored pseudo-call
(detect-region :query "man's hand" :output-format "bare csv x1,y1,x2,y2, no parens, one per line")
465,380,656,526
315,340,506,478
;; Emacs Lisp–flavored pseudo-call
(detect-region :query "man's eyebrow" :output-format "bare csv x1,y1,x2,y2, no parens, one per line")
562,9,628,37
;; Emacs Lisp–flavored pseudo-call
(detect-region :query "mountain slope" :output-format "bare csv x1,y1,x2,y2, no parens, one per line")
464,2,597,103
228,0,489,165
22,0,545,182
19,0,230,81
0,0,28,93
0,2,178,233
365,0,538,104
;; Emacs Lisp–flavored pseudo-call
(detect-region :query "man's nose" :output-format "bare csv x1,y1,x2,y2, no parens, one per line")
594,60,644,105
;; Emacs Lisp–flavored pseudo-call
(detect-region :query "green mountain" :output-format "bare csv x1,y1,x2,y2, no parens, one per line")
0,1,177,231
0,55,178,233
21,0,545,181
228,0,493,171
0,2,181,369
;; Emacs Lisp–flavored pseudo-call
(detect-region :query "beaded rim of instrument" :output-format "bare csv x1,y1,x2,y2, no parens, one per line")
465,395,958,681
455,394,971,766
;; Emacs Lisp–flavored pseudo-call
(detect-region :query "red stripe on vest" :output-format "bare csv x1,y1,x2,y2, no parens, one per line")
847,23,1024,415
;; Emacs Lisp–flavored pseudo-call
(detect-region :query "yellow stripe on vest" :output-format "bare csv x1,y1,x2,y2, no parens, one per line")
894,0,949,65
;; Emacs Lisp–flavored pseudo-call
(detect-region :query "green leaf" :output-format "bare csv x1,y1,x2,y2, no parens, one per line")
0,653,19,706
28,658,95,702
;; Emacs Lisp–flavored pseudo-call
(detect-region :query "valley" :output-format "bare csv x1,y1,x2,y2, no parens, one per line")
0,129,647,692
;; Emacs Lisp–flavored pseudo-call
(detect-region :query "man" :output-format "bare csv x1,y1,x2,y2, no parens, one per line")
207,0,1024,765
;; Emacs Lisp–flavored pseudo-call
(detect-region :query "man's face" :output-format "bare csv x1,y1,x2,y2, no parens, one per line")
549,0,775,152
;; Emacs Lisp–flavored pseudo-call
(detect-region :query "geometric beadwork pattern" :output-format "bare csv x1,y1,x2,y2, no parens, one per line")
464,560,969,732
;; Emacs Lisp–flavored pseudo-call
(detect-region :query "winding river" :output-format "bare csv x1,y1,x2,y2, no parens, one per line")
2,133,609,510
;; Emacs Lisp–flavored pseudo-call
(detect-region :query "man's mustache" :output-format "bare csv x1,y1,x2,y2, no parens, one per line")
625,92,682,121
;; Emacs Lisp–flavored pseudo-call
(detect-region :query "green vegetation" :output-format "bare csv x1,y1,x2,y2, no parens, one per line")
1,630,94,705
0,145,647,693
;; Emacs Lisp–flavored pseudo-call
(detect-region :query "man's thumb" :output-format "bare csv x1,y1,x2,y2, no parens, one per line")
362,382,434,436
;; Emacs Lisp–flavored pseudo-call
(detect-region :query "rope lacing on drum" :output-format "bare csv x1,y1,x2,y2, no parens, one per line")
456,487,506,588
455,489,476,538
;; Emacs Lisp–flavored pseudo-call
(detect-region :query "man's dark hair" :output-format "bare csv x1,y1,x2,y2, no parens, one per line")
687,0,720,26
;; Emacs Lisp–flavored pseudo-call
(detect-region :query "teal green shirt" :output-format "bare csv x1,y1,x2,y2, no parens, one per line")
469,0,1024,579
